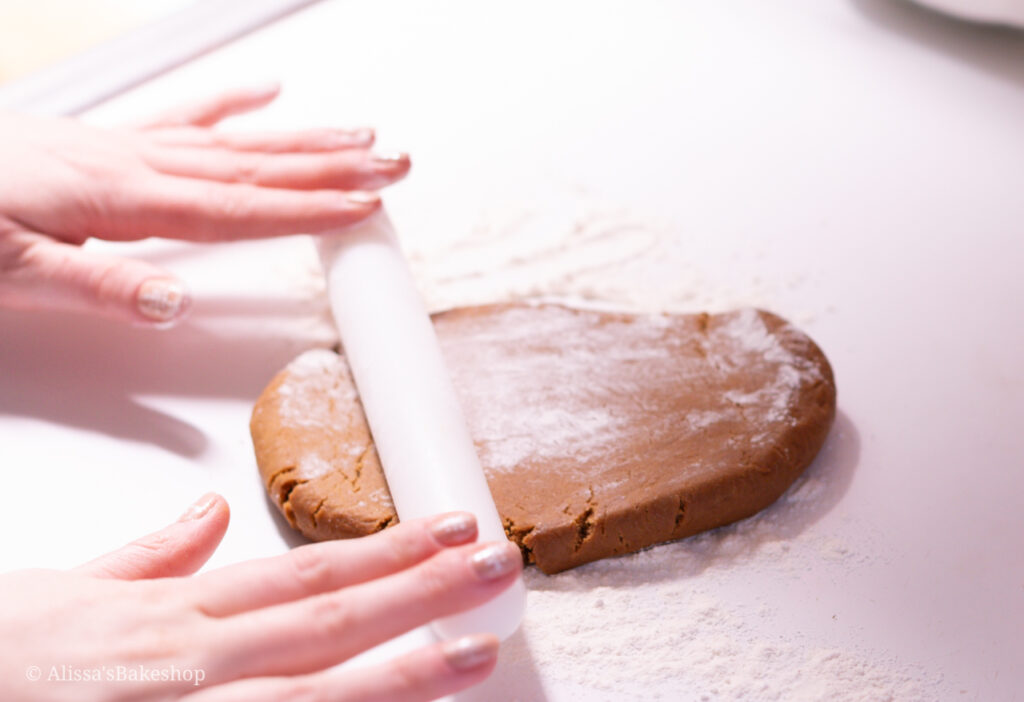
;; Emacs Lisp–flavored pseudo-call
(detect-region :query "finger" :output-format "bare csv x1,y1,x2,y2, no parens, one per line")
146,125,375,153
139,83,281,129
0,228,192,325
181,634,499,702
208,541,521,679
140,146,410,191
76,494,229,580
194,512,477,617
112,176,382,242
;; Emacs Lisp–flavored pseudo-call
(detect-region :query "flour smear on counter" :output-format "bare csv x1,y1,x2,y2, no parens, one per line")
506,466,942,701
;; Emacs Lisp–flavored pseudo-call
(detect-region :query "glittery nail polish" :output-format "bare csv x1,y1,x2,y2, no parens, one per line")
340,127,374,147
178,493,218,522
469,543,521,581
430,512,477,546
137,279,189,324
371,152,408,166
442,634,499,672
346,190,380,206
245,81,280,99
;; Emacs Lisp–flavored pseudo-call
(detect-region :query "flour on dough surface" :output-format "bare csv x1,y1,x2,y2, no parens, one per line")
298,197,945,699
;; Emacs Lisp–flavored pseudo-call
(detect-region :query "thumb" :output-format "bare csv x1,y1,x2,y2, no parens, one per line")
0,228,191,326
137,82,281,129
76,493,230,580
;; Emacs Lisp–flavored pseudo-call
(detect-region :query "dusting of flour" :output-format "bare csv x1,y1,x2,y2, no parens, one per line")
303,197,947,700
403,197,791,318
463,440,946,701
274,348,356,430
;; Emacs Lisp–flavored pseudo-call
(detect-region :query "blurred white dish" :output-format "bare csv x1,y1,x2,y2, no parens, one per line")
912,0,1024,26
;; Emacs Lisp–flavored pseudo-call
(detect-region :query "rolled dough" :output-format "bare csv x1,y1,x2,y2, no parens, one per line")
250,303,836,573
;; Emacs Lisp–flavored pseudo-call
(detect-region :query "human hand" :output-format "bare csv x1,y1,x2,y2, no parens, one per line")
1,494,520,702
0,84,410,326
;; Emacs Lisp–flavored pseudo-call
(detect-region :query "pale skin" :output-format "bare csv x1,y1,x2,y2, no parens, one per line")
0,83,410,324
0,90,521,699
0,495,522,701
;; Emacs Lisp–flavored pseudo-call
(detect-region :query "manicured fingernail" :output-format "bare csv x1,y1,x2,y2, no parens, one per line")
178,493,218,522
346,190,380,206
443,634,499,672
430,512,477,547
339,127,374,147
371,152,408,167
137,278,190,324
469,542,521,581
245,81,280,99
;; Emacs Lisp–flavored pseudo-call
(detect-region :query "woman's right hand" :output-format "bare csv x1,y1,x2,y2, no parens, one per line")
0,494,522,702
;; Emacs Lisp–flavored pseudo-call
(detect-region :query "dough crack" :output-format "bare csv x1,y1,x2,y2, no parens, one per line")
504,518,537,564
344,443,373,493
572,486,599,552
573,507,596,552
310,497,328,529
265,464,297,494
265,465,309,527
674,496,687,530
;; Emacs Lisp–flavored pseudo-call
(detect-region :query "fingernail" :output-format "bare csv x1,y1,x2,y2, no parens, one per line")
178,493,218,522
245,81,280,99
371,152,408,167
430,512,477,547
339,127,374,147
346,190,380,206
442,634,499,672
469,542,521,581
137,278,190,324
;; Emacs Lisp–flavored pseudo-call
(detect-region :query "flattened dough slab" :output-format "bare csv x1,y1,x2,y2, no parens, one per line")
250,303,836,574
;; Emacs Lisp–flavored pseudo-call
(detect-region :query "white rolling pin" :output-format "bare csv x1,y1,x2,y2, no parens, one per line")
317,211,526,641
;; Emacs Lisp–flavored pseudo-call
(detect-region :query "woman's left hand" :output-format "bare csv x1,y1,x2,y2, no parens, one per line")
0,84,410,325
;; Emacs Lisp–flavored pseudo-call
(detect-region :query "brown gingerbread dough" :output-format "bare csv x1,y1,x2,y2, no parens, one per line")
251,303,836,574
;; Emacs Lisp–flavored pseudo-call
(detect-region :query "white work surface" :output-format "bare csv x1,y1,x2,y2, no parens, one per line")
2,1,1023,700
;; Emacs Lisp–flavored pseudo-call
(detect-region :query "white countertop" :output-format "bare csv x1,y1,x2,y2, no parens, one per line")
2,1,1022,699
